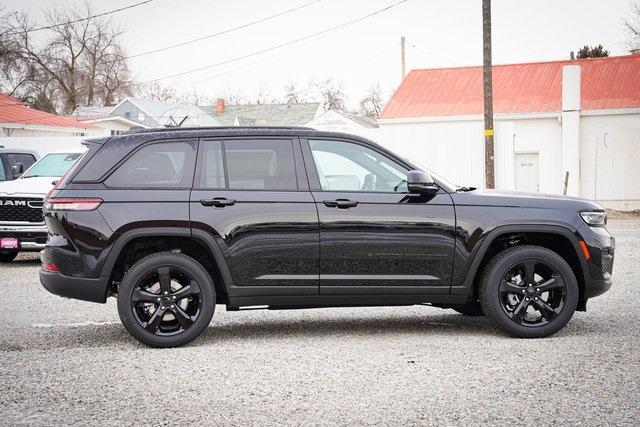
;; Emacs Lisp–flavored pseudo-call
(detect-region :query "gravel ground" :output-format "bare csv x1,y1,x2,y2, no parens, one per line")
1,220,639,426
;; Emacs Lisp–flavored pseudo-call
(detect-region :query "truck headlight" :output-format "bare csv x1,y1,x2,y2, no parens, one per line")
580,211,607,227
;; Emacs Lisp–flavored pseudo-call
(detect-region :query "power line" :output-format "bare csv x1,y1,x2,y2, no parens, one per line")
125,0,324,62
7,0,324,81
132,0,409,87
2,0,155,37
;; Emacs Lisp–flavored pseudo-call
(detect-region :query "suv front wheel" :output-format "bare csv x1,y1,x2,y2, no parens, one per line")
479,245,579,338
117,252,216,347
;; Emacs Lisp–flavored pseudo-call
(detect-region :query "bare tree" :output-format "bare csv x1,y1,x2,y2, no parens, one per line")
0,2,133,113
316,78,346,111
137,82,177,102
358,82,384,118
283,81,312,104
176,87,211,106
625,0,640,49
219,86,246,105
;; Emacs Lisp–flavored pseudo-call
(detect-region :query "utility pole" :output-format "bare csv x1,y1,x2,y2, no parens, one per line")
482,0,495,188
400,35,406,81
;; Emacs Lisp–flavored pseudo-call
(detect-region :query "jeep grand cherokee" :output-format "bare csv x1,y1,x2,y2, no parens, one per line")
39,127,614,347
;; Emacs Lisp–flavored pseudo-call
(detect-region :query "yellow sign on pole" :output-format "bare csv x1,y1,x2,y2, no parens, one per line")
484,129,494,136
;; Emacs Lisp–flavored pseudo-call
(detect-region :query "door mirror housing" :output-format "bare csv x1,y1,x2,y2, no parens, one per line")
11,162,24,178
407,170,438,195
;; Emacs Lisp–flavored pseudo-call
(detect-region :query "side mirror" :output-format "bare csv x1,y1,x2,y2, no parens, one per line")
407,170,438,195
11,163,24,178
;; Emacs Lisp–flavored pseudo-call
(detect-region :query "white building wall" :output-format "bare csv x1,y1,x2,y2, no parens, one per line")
374,116,560,192
580,113,640,210
0,136,86,156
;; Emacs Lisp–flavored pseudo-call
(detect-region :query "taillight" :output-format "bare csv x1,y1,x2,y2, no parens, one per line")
42,262,59,272
44,198,103,211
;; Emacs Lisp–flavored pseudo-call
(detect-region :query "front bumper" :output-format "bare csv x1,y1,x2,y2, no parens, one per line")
39,269,110,303
0,224,48,251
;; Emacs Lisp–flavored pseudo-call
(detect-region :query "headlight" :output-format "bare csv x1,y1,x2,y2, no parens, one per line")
580,211,607,227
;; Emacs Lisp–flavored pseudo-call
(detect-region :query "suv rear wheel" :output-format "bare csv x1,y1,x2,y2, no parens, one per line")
479,245,578,338
117,252,216,348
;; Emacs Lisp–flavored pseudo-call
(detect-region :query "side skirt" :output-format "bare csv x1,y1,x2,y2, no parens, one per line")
226,294,468,310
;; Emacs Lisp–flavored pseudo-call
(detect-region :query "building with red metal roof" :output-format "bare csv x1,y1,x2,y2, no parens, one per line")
376,55,640,210
0,93,95,137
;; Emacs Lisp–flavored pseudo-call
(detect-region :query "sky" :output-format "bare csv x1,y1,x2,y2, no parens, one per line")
4,0,638,107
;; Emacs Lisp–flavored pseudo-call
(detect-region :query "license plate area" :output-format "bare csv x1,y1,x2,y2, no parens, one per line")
0,237,19,249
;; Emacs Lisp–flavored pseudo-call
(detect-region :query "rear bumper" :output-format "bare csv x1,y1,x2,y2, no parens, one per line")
39,269,109,303
0,224,48,251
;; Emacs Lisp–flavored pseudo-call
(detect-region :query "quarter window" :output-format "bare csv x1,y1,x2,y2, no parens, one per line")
106,141,196,188
309,139,409,192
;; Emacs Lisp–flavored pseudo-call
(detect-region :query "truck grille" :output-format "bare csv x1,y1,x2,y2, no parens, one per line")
0,197,44,223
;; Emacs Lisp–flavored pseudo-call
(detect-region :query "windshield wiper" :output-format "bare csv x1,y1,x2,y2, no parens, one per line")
456,186,476,192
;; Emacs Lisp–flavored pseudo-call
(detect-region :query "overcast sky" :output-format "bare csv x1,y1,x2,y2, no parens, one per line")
5,0,637,107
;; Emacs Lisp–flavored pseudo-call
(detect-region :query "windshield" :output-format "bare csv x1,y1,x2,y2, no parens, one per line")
22,153,82,178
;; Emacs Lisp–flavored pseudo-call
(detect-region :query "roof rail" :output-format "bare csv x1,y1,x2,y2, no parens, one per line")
124,125,315,134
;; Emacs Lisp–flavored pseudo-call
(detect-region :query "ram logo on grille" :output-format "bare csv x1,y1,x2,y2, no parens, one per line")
0,200,27,206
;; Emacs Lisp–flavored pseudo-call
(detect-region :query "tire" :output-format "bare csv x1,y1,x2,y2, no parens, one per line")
0,251,18,263
479,245,579,338
450,304,484,316
117,252,216,348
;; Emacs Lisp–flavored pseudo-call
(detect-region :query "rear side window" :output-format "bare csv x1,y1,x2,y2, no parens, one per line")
0,157,6,180
199,139,297,190
106,141,196,189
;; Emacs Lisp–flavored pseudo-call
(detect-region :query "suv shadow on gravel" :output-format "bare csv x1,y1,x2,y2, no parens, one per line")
39,127,614,347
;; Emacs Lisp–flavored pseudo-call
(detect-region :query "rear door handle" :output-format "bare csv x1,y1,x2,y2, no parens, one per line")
200,197,236,207
323,199,358,209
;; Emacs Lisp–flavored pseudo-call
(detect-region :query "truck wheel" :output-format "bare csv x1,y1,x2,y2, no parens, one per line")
450,304,484,316
479,245,578,338
0,251,18,263
117,252,216,348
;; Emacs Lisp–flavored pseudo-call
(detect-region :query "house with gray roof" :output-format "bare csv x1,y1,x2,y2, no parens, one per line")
200,100,322,126
73,98,220,128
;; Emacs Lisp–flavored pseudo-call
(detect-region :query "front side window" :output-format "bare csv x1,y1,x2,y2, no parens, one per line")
309,139,409,192
0,156,6,180
106,141,196,188
23,153,83,178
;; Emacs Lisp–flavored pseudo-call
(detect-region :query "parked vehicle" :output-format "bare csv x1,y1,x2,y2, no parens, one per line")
39,127,614,347
0,150,84,262
0,148,38,181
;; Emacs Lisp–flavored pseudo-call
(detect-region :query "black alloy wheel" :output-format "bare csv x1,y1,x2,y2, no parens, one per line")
498,259,567,326
479,245,578,338
117,252,215,347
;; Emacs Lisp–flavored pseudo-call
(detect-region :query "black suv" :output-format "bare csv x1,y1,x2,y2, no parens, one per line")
39,127,614,347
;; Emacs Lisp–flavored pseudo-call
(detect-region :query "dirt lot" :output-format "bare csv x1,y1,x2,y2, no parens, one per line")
1,219,639,425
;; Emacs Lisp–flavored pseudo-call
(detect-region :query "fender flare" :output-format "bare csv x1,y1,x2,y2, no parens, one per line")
100,227,235,294
459,224,590,297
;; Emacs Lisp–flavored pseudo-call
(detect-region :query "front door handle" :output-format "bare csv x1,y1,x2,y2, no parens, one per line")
200,197,236,207
323,199,358,209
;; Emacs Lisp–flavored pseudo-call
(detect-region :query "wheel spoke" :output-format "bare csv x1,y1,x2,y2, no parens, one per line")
144,306,166,333
523,260,536,285
170,305,194,330
537,276,564,293
500,280,523,294
510,298,530,323
172,282,200,301
157,267,171,294
132,288,159,303
533,298,559,321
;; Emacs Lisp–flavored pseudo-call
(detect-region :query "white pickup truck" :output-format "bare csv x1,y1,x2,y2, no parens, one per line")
0,150,84,262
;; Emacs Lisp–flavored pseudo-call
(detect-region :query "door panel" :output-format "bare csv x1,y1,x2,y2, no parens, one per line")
190,137,319,295
190,190,319,290
314,191,456,294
